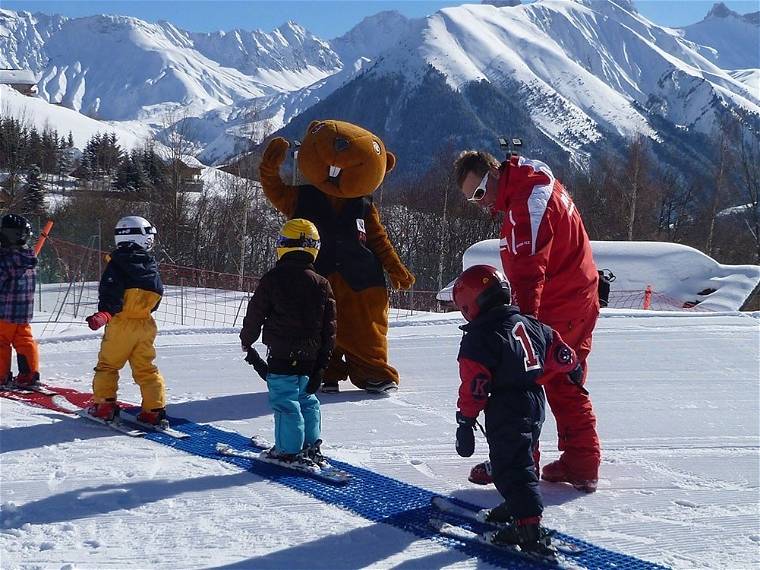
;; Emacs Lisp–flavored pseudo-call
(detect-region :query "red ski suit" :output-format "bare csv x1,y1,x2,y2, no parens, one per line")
495,155,601,479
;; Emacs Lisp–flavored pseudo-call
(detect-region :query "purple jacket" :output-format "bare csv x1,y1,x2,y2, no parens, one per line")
0,247,37,324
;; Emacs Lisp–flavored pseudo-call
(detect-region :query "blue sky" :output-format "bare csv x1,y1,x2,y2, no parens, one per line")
2,1,758,37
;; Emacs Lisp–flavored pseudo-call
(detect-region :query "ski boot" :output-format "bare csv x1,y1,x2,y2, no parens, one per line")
303,439,328,468
321,381,339,394
469,460,493,485
541,460,598,493
487,516,555,557
477,501,512,525
265,447,318,468
137,407,169,428
14,371,40,388
364,379,398,394
88,399,119,421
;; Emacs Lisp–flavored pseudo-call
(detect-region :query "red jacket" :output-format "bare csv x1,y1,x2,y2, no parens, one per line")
495,156,598,319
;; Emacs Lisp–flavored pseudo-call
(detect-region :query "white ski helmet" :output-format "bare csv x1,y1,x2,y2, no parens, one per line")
114,216,157,250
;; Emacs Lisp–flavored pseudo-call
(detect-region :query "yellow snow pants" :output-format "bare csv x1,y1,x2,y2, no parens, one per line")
92,311,165,411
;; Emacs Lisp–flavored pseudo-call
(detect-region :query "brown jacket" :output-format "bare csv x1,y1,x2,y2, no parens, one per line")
240,253,336,373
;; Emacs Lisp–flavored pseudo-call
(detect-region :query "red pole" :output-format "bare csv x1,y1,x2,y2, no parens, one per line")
33,220,54,256
643,285,652,310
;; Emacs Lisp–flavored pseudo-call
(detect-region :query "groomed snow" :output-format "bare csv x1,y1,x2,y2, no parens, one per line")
1,306,758,569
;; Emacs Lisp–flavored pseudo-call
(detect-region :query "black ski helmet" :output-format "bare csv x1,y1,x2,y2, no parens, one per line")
0,214,32,247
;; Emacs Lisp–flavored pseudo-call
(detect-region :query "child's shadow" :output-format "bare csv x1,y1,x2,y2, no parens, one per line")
169,385,391,423
447,481,584,509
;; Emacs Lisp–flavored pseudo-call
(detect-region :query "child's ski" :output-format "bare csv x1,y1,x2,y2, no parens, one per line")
118,410,190,440
429,518,583,569
431,496,585,556
216,442,352,485
76,409,146,437
0,386,82,414
3,383,58,396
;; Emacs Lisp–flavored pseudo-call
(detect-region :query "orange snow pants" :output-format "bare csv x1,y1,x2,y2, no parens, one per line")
540,304,601,480
323,273,399,388
92,314,165,411
0,320,39,379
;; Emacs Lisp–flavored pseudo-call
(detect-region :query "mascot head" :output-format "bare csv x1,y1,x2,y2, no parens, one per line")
297,120,396,199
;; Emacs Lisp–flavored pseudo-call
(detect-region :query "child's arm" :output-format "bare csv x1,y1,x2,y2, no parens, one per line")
456,356,492,419
240,277,271,350
316,282,337,372
542,328,586,391
456,331,498,419
544,330,579,375
97,261,125,315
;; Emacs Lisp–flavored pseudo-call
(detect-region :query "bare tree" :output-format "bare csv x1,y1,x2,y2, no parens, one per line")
738,129,760,262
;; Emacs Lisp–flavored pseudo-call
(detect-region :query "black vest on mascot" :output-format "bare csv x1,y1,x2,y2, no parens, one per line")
293,185,386,291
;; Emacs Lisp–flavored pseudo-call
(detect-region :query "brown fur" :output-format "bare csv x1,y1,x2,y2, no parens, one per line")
259,120,413,387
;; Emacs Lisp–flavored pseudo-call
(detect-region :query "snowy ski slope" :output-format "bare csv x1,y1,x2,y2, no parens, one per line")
1,308,758,569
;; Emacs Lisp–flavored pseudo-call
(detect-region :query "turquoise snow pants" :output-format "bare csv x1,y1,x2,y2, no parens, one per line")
267,373,321,454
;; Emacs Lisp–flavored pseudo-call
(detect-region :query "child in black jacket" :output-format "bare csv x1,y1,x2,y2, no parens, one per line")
452,264,583,555
240,219,336,467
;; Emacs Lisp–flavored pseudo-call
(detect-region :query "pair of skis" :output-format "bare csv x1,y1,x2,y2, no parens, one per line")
216,435,352,485
0,383,189,440
75,407,189,439
430,496,586,568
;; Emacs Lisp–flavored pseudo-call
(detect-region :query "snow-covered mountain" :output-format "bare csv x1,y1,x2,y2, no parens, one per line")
0,1,757,172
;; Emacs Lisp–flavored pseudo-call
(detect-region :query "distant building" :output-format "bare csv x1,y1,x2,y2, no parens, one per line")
0,69,38,96
164,155,205,193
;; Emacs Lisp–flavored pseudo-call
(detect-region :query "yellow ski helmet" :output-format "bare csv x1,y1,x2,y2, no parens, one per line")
276,218,320,261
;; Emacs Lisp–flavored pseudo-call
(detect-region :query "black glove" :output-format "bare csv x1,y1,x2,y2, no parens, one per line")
306,369,323,395
245,348,269,381
455,411,476,458
568,364,589,395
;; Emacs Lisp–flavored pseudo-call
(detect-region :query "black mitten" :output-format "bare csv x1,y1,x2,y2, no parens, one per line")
455,411,476,457
245,348,269,381
568,364,589,395
306,369,323,395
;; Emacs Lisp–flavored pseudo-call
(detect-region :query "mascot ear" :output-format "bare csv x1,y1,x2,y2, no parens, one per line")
385,151,396,173
307,120,324,134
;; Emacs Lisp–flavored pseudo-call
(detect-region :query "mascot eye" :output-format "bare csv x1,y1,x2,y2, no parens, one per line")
334,138,350,152
372,141,381,155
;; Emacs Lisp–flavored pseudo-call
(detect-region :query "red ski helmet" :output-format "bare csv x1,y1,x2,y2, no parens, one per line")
452,264,512,321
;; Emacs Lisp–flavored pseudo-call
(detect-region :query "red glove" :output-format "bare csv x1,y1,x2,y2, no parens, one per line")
86,311,112,330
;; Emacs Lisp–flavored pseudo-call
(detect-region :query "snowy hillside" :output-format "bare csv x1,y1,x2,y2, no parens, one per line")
359,1,757,149
0,85,145,150
683,2,760,70
1,308,758,568
2,1,758,168
437,239,760,312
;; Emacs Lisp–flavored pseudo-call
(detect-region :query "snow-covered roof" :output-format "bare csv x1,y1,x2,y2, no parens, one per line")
177,154,205,169
437,239,760,312
0,69,37,84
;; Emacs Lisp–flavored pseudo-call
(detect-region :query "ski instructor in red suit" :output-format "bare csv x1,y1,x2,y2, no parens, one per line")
453,149,601,492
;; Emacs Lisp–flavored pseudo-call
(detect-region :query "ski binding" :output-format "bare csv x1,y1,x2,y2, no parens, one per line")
431,496,585,556
216,442,352,485
118,410,190,439
76,409,146,437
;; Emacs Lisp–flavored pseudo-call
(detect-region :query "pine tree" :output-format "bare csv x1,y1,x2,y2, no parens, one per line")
22,165,45,214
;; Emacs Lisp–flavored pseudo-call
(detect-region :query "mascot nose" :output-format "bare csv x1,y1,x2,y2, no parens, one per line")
334,138,350,152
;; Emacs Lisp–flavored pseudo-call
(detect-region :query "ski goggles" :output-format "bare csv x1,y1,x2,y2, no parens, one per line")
467,171,489,202
276,235,321,250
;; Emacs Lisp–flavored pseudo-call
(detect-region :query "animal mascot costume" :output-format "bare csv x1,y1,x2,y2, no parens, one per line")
259,120,414,394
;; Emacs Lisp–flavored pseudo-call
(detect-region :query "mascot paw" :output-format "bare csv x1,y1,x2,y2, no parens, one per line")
389,267,415,290
262,137,290,167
